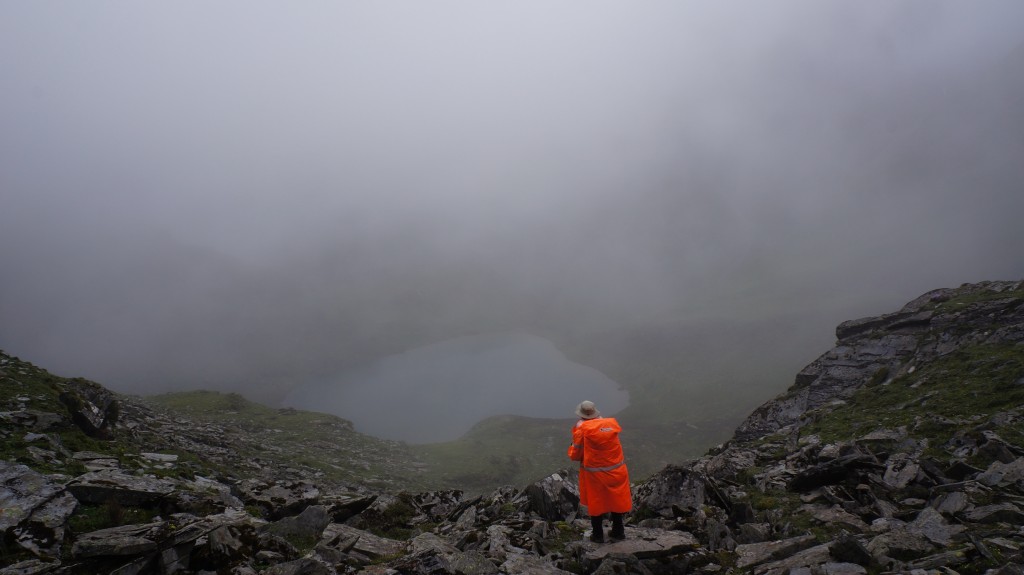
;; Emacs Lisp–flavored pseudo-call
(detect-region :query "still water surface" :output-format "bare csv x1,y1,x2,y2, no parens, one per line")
283,333,628,443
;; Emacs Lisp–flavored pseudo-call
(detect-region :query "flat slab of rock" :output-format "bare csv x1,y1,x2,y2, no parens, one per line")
0,462,65,531
736,534,818,569
72,451,121,471
0,559,63,575
501,553,575,574
320,523,405,559
754,543,832,575
14,491,78,558
978,458,1024,487
66,470,175,505
800,504,870,532
71,521,162,558
586,527,698,560
962,502,1024,524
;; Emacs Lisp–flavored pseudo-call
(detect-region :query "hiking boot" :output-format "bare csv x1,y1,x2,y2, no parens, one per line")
609,527,625,541
589,531,604,543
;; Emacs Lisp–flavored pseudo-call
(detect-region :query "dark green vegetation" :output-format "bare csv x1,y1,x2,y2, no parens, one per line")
0,357,133,476
804,342,1024,450
145,390,435,491
929,283,1024,313
416,415,571,489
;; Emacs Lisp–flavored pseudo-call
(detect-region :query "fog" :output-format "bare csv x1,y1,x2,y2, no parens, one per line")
2,2,1022,416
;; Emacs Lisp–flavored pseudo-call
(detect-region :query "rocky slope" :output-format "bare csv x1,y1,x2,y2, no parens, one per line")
2,280,1023,574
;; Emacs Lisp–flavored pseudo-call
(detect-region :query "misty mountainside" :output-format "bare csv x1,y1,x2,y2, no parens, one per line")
3,279,1024,574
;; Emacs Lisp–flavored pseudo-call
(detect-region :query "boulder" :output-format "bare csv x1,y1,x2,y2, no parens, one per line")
908,506,965,546
66,470,175,506
632,465,709,518
262,558,331,575
199,522,260,565
977,457,1024,487
828,535,873,566
501,553,576,574
752,543,832,575
799,504,870,533
865,528,935,562
0,462,65,531
72,451,121,471
524,469,579,521
262,504,331,541
817,562,867,575
320,492,376,523
318,523,404,561
13,491,78,559
70,521,161,558
590,553,655,575
0,559,62,575
449,549,498,575
931,490,970,515
58,378,120,439
586,527,698,561
961,502,1024,524
234,479,320,520
787,454,883,492
735,534,817,569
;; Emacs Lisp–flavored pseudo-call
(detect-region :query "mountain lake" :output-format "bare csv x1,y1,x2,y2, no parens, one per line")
283,332,629,443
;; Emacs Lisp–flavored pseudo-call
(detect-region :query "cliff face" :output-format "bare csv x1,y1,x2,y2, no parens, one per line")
735,280,1024,443
2,280,1023,575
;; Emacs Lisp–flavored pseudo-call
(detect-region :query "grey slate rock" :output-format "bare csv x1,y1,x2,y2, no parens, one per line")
70,521,161,558
524,469,579,522
0,560,62,575
234,479,320,520
962,502,1024,524
58,378,120,439
829,535,873,566
734,534,817,569
866,528,935,562
262,558,331,575
449,549,498,575
13,491,77,559
319,523,405,560
591,553,655,575
66,469,175,506
632,465,708,518
586,528,699,562
0,462,65,531
978,457,1024,487
908,506,965,546
262,504,331,541
753,543,832,575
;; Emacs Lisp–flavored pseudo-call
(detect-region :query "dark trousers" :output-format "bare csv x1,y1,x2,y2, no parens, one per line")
591,512,625,534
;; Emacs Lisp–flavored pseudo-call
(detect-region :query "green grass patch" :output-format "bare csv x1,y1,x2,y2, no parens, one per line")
803,343,1024,456
929,284,1024,313
0,352,141,472
146,390,434,491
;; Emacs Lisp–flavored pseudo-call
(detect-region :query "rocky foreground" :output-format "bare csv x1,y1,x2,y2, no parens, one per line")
2,280,1023,574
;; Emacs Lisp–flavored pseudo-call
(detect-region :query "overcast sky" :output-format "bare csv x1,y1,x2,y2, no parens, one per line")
2,1,1022,399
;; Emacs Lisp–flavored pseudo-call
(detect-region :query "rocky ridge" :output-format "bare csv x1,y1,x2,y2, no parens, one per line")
2,280,1023,574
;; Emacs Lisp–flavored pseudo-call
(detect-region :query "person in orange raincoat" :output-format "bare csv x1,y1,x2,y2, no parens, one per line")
568,400,631,542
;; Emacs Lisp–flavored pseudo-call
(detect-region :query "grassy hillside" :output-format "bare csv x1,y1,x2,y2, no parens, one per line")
802,342,1024,450
0,354,148,477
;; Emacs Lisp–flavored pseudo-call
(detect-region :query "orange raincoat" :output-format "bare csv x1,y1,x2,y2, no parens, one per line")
568,417,632,516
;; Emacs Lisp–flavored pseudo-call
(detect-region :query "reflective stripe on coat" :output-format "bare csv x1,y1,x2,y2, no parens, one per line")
567,417,632,516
